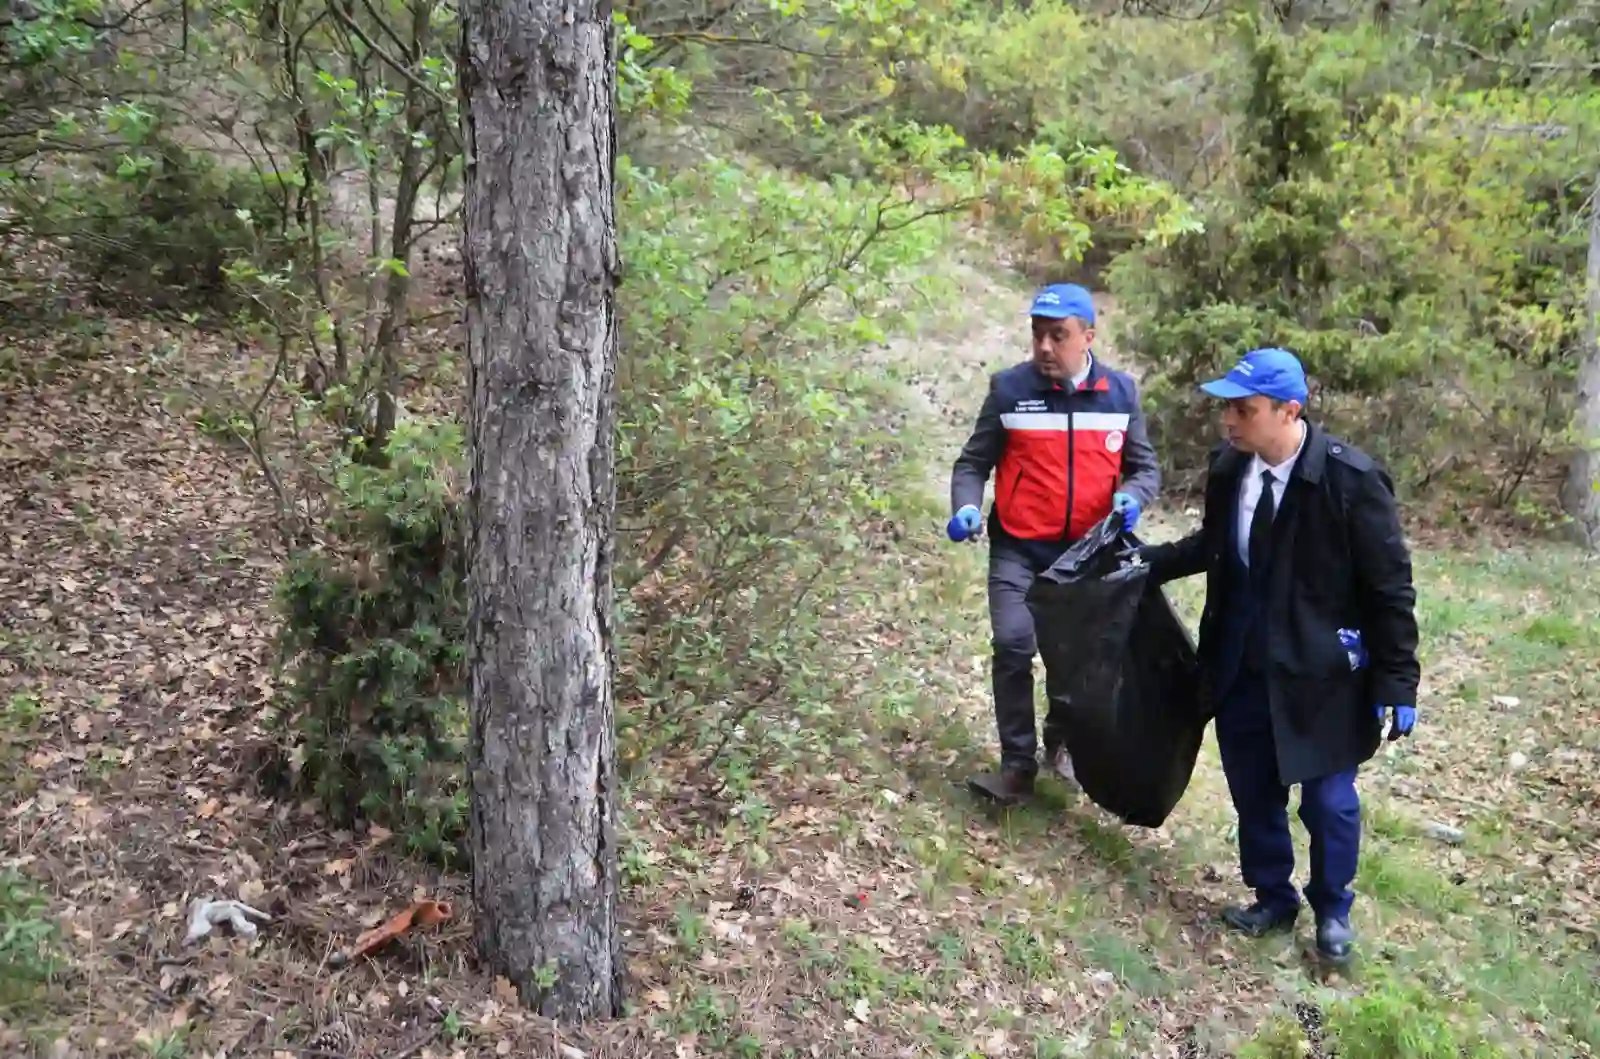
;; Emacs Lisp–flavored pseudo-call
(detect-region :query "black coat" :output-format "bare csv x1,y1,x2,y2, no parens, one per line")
1142,420,1421,785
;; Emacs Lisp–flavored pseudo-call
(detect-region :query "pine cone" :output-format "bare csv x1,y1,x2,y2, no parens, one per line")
305,1020,353,1057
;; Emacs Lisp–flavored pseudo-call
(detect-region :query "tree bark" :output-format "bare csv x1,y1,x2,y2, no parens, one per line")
458,0,623,1022
1562,172,1600,549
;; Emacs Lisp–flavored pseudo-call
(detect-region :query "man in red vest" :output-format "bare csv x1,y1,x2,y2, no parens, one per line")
949,283,1161,806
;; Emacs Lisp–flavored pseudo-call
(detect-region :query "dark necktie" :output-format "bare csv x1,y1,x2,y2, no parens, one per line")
1249,469,1276,577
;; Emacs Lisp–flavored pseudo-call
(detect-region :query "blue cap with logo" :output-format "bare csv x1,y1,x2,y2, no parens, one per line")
1200,347,1308,403
1029,283,1096,326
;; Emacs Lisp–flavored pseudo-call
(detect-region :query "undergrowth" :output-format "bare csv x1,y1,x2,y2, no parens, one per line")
0,869,60,1023
271,419,469,863
263,154,965,858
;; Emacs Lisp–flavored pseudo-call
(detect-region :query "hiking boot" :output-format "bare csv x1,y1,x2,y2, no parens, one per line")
1315,917,1354,965
1221,901,1298,938
966,764,1036,807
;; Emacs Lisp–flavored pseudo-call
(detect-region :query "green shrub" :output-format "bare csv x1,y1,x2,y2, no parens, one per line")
632,0,1199,275
14,132,289,312
0,869,60,1018
1107,19,1592,509
271,418,469,863
609,154,951,767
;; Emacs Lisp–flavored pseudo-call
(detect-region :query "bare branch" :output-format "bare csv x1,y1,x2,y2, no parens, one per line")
645,30,843,60
325,0,460,128
1417,32,1600,73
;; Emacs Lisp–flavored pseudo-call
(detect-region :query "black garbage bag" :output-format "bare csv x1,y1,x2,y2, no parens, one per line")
1025,512,1209,828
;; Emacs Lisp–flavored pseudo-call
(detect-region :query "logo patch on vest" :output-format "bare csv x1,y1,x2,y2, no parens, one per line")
1106,430,1124,453
1013,398,1048,413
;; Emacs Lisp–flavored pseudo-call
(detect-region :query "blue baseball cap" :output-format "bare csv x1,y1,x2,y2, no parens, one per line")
1199,347,1308,403
1029,283,1096,326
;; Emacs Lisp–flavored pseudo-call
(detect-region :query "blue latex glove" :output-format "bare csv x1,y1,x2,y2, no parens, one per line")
1375,704,1416,741
1338,628,1368,671
948,504,983,542
1112,491,1141,532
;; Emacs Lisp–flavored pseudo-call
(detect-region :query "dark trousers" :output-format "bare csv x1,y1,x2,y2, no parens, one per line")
988,542,1071,773
1215,669,1361,922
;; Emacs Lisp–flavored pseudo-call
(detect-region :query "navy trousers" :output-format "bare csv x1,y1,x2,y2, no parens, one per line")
1215,670,1362,922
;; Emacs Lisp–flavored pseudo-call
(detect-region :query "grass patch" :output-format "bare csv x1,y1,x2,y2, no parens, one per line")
1519,613,1594,651
1414,547,1600,704
0,693,45,802
1323,971,1507,1058
1386,925,1600,1052
864,515,1600,1054
1360,841,1470,917
993,916,1057,981
1074,928,1170,996
0,869,61,1026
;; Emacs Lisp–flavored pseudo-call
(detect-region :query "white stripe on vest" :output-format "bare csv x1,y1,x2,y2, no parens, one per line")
1000,412,1129,432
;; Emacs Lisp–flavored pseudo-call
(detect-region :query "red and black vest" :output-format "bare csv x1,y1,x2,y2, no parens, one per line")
991,359,1140,542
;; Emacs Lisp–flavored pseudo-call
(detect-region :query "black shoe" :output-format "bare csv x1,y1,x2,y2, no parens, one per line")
1315,917,1354,965
1221,901,1298,938
966,764,1036,807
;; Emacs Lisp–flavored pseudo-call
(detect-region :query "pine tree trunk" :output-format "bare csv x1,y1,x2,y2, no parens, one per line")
1562,173,1600,549
458,0,623,1020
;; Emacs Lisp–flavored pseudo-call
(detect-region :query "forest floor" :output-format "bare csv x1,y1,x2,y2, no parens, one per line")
3,232,1600,1059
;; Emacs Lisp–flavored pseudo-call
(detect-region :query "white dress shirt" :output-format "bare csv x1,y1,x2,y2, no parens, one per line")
1068,352,1092,391
1237,420,1307,567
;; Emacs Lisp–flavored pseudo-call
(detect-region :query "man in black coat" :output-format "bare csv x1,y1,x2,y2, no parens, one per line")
1141,347,1420,965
